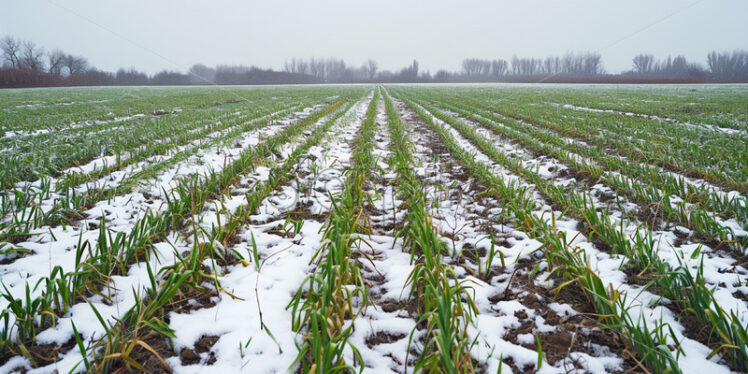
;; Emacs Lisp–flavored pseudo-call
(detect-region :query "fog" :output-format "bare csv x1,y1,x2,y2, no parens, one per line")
1,0,746,75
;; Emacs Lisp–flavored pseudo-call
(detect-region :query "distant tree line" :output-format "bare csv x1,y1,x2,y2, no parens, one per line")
455,53,604,80
627,51,748,81
2,35,747,88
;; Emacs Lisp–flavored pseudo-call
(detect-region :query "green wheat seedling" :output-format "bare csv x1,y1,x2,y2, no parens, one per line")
288,91,378,373
393,88,683,374
384,90,479,373
658,257,748,371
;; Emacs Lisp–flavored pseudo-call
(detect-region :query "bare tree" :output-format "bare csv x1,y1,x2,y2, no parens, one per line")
491,59,508,78
648,55,702,77
1,36,22,68
462,58,482,76
561,54,576,74
707,52,724,76
328,59,350,82
365,59,378,79
632,54,654,74
397,59,420,82
462,58,507,79
583,53,603,74
63,54,88,75
560,52,603,75
19,41,44,71
513,57,541,75
541,57,552,74
708,50,748,80
309,58,325,79
47,49,66,75
480,60,492,75
282,58,309,75
296,59,309,75
434,69,452,82
670,55,688,75
283,58,296,73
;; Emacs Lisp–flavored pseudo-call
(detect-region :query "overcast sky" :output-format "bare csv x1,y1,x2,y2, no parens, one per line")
1,0,746,75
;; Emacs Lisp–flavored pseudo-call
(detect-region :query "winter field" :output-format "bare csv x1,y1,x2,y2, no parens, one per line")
0,84,746,374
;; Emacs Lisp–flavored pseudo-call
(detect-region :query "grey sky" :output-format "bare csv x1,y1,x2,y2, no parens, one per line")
1,0,746,75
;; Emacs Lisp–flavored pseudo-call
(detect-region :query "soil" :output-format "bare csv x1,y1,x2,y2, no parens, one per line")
399,104,646,373
622,266,657,287
637,203,665,229
678,313,714,346
494,267,646,372
102,329,175,374
5,233,31,245
557,166,597,187
179,335,219,366
365,331,407,348
0,338,76,369
732,289,748,303
165,288,217,315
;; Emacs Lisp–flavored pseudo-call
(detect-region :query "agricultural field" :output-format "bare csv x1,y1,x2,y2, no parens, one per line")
0,84,746,374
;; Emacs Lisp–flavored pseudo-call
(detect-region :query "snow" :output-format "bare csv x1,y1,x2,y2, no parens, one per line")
0,102,341,373
414,98,746,374
2,87,745,374
555,102,745,136
163,96,371,373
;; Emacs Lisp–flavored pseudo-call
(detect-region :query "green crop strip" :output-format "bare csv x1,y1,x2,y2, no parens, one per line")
383,90,479,373
0,96,358,368
389,88,684,374
289,89,379,373
422,93,747,229
397,89,748,372
414,96,743,251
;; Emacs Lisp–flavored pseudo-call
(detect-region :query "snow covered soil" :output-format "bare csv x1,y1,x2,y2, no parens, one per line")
1,85,746,374
160,96,372,373
0,100,346,373
393,99,644,374
389,91,747,374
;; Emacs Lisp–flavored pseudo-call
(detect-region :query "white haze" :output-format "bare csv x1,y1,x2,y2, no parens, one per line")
1,0,746,75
